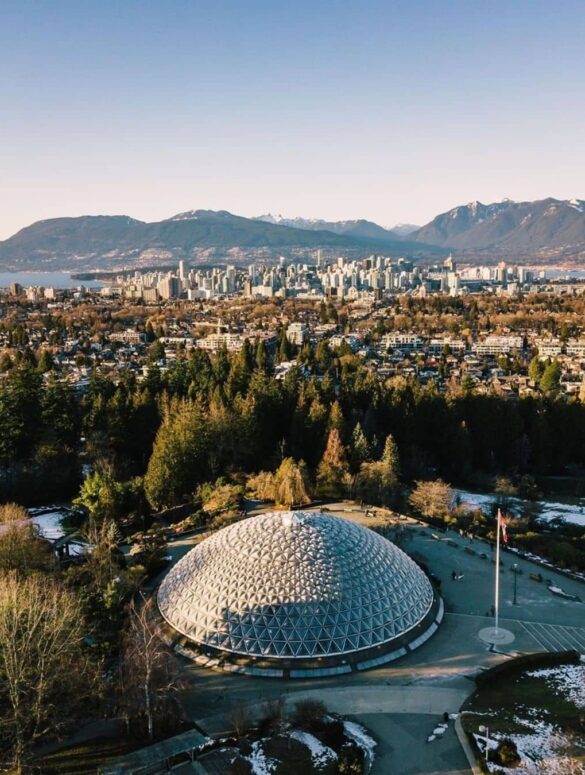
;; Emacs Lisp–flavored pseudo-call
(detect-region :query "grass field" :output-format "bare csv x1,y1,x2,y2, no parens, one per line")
462,661,585,773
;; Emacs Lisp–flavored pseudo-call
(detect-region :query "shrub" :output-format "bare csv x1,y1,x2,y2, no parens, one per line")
0,502,28,523
292,699,327,730
320,718,346,750
337,742,365,774
496,738,521,767
231,704,252,738
257,697,285,736
227,757,253,775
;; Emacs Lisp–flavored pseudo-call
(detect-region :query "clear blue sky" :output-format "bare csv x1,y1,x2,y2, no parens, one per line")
1,0,584,238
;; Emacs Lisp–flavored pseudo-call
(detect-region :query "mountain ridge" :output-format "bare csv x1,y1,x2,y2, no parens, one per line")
0,209,432,272
413,197,585,254
3,197,585,272
253,214,410,241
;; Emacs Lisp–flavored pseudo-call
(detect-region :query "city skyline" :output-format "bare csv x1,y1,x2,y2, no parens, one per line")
1,0,585,239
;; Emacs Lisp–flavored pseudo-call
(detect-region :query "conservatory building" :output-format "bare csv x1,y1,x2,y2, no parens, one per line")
157,510,442,678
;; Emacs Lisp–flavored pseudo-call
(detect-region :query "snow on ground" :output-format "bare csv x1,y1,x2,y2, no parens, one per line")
244,740,278,775
527,663,585,709
289,731,337,767
476,721,585,774
343,720,377,770
454,488,585,527
31,510,68,540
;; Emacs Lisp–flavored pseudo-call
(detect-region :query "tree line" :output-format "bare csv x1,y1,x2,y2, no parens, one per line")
3,341,585,506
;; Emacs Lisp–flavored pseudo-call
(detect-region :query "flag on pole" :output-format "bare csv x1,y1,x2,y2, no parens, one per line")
498,510,508,544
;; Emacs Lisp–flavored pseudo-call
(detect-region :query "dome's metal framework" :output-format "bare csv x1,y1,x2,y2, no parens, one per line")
158,511,437,666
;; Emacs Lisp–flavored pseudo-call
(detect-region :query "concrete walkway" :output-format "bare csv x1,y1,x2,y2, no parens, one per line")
197,685,470,736
100,728,208,774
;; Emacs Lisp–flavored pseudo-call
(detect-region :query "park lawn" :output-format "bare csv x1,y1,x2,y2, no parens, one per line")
463,663,585,772
464,670,583,735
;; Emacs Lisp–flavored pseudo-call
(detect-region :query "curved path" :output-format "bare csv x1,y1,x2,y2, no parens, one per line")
196,686,470,736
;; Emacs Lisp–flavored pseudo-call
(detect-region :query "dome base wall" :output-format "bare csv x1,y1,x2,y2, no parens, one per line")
158,589,443,679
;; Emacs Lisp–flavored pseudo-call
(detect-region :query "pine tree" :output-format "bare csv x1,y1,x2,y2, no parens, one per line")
327,400,346,438
278,331,292,363
350,423,371,471
255,339,268,372
380,434,400,488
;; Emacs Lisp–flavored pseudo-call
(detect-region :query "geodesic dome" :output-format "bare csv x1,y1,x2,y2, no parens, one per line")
157,511,435,663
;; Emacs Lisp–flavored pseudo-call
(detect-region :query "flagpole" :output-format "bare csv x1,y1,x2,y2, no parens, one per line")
494,509,501,634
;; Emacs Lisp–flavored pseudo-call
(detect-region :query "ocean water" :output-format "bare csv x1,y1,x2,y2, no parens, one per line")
0,271,105,289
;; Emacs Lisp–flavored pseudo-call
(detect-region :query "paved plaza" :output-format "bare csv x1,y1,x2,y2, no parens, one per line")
159,502,585,774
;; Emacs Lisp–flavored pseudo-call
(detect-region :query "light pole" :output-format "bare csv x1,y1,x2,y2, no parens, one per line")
479,724,490,762
513,563,518,605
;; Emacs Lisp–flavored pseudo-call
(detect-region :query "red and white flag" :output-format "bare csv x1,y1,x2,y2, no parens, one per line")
498,509,509,544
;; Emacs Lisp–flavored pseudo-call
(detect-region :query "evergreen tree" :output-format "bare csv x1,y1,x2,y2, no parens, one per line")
350,423,371,471
540,360,561,392
380,433,400,485
277,331,292,363
148,340,165,363
528,356,544,384
145,321,155,343
255,339,268,372
144,401,210,509
315,340,332,372
36,349,54,374
327,400,346,438
213,345,230,384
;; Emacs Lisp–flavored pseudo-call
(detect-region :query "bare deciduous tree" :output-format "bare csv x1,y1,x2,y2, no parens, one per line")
0,573,100,770
118,596,185,742
408,479,453,520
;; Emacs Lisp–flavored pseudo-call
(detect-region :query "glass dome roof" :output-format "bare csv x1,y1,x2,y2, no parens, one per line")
157,511,434,661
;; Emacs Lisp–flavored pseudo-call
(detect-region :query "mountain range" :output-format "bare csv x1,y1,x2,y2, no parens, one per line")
413,198,585,256
0,209,436,272
254,214,419,241
1,197,585,271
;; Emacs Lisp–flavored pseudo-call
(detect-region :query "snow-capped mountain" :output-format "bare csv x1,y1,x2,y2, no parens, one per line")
254,214,407,241
413,198,585,251
389,223,420,237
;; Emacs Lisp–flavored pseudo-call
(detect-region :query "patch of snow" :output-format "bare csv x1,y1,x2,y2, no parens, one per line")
475,720,585,774
289,730,337,766
169,210,200,221
344,720,377,769
244,740,278,775
454,488,585,527
527,663,585,709
568,199,584,213
31,510,68,540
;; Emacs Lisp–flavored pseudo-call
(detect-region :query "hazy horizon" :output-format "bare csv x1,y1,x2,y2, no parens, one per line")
1,0,584,240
